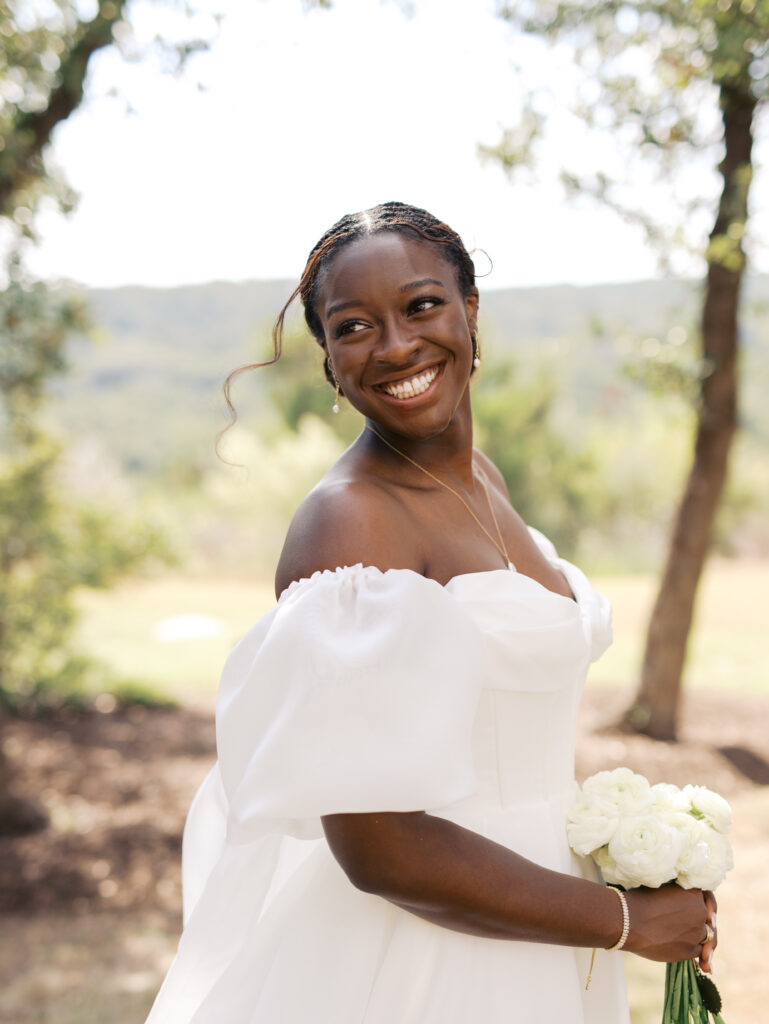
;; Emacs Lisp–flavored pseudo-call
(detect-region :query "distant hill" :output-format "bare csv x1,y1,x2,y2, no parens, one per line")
49,275,769,475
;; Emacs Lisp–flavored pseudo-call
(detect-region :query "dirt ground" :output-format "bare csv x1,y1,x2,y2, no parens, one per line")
1,688,767,1023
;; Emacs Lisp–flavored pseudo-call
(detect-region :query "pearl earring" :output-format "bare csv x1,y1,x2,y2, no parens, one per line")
328,359,341,413
472,335,481,369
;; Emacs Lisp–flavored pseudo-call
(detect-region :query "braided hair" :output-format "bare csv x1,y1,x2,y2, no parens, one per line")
221,201,478,437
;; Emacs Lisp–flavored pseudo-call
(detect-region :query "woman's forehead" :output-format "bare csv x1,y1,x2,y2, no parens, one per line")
318,232,457,308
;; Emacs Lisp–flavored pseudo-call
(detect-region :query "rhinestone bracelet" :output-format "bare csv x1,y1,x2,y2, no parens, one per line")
605,885,630,951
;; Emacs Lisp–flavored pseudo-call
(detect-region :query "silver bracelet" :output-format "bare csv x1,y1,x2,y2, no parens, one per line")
605,885,630,951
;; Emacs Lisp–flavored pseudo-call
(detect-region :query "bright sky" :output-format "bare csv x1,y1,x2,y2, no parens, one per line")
24,0,766,290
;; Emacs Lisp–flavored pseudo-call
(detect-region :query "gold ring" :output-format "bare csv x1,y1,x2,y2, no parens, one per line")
704,924,715,945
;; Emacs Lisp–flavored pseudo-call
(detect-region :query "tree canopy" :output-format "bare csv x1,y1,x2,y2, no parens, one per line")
489,0,768,739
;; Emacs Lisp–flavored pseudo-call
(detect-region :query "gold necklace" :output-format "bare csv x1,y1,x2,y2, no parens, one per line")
366,425,515,572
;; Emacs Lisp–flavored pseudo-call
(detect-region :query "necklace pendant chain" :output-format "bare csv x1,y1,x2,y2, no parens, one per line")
366,425,515,572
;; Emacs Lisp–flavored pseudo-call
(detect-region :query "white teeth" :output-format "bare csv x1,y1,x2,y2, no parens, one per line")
381,366,439,399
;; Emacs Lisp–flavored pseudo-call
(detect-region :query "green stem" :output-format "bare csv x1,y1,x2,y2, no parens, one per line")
672,960,685,1021
662,962,674,1024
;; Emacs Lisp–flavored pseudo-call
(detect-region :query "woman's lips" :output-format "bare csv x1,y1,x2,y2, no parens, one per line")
375,364,442,400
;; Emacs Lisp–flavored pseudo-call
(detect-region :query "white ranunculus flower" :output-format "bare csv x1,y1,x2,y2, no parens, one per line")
676,819,734,890
667,811,710,876
569,769,733,892
605,814,685,888
566,796,619,856
592,843,617,882
582,767,655,816
651,782,690,815
682,784,733,835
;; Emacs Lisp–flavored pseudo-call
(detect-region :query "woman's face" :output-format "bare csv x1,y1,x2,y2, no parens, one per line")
316,232,479,439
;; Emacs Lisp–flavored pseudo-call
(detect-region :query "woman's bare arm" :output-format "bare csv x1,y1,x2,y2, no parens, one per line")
322,810,714,964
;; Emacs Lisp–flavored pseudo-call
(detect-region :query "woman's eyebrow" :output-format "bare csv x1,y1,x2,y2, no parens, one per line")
399,278,446,292
326,299,361,318
326,278,447,318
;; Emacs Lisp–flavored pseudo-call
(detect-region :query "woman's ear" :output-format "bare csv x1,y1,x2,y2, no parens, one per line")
465,287,480,336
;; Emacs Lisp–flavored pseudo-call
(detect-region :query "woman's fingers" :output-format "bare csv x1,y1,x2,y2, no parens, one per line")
699,891,718,973
700,934,715,973
704,889,718,927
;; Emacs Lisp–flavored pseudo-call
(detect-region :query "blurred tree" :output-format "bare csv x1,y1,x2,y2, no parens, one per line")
0,1,124,218
263,324,361,446
471,358,600,555
489,0,768,740
0,269,170,714
0,0,209,833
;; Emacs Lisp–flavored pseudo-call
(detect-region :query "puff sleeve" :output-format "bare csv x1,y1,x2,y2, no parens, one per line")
147,567,486,1022
214,564,488,845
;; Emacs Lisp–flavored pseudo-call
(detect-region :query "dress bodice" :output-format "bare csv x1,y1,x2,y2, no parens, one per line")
428,562,610,872
446,570,589,807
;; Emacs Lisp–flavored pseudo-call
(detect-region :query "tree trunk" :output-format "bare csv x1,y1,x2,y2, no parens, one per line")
622,84,756,741
0,727,48,836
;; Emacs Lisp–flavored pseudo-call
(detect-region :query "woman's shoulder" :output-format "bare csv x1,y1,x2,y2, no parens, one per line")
274,471,422,599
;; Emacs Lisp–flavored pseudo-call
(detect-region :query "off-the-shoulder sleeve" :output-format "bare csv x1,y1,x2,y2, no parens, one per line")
527,526,613,663
215,565,488,844
145,568,487,1023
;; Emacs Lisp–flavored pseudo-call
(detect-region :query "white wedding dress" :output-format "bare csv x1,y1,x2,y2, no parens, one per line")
146,530,630,1023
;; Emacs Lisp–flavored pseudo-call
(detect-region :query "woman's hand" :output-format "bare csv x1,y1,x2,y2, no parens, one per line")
624,884,717,970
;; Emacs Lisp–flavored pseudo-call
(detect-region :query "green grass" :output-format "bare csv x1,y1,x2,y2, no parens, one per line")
588,559,769,695
73,575,275,701
73,559,769,703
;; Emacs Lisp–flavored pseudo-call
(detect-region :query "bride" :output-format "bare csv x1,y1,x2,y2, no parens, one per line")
146,201,716,1023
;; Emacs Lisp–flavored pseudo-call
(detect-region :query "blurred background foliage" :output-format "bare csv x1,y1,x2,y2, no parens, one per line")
43,272,769,720
38,272,769,579
0,265,173,712
0,0,211,716
3,258,768,711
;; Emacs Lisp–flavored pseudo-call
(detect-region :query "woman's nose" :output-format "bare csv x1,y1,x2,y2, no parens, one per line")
375,319,419,362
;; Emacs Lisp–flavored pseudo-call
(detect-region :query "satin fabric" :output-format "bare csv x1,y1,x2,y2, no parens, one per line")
146,530,629,1023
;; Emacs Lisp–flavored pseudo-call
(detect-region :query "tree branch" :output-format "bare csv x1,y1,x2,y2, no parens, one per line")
0,1,128,217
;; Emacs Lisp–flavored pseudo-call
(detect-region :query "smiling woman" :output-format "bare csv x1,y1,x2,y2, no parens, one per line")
145,203,716,1024
318,231,477,436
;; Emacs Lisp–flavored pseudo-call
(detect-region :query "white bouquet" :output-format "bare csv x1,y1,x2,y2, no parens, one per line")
567,768,733,1023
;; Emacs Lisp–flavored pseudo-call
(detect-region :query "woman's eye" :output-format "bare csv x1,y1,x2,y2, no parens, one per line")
336,320,368,337
409,296,443,315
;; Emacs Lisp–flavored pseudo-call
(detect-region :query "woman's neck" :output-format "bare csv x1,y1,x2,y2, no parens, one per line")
363,396,476,488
